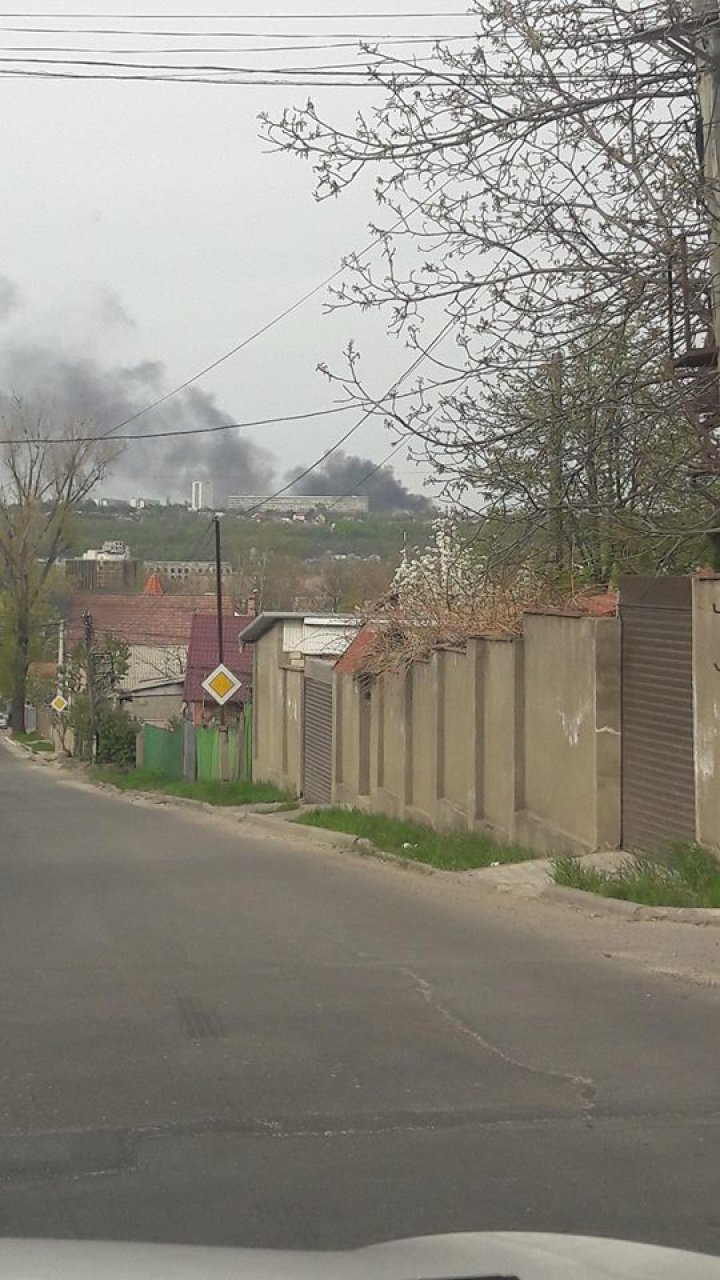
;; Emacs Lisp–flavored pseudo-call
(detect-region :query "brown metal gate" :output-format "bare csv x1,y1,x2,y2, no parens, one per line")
303,660,334,804
620,576,695,850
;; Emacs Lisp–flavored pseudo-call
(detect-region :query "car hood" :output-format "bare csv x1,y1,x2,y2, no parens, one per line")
0,1233,719,1280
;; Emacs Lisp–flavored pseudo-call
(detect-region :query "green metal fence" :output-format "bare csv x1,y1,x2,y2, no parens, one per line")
141,719,248,783
227,727,240,782
143,723,184,780
196,726,221,781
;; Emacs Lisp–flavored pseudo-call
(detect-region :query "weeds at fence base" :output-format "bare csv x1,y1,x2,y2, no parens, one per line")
553,845,720,908
93,767,293,807
294,807,533,870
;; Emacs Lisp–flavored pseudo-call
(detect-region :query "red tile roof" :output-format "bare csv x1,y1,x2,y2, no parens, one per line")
575,591,618,617
66,592,218,648
143,572,164,595
526,591,619,620
184,613,254,705
334,626,379,674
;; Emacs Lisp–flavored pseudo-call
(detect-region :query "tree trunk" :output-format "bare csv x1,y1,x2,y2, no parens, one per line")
10,616,30,734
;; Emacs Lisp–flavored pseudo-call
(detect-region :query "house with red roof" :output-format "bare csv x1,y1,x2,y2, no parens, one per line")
183,613,254,726
65,590,220,724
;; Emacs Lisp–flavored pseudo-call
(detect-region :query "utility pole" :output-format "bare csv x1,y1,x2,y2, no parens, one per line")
213,517,227,753
694,0,720,354
548,352,565,575
83,611,97,761
214,515,225,669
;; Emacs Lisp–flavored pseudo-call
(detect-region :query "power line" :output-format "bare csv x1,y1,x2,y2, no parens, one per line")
0,55,454,76
321,361,468,511
0,23,471,37
98,170,458,439
0,404,355,446
0,68,456,83
322,438,408,513
236,316,454,521
0,59,681,86
0,11,472,19
0,37,474,53
99,298,355,441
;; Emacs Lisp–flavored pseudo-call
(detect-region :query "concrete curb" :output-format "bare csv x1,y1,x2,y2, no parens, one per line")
0,734,55,764
541,883,720,927
156,802,436,874
87,784,295,822
244,813,438,874
6,738,720,920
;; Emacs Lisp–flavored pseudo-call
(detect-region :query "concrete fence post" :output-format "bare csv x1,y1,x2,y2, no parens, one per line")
402,666,414,813
467,639,486,827
432,650,445,821
594,618,621,849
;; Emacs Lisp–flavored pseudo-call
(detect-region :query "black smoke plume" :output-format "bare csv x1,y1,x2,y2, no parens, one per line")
0,340,275,504
286,451,434,514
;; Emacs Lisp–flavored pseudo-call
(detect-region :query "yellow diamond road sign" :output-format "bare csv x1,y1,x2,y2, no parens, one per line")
51,694,68,714
202,663,241,706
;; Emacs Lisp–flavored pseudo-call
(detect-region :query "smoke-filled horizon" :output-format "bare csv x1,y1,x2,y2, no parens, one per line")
0,275,433,513
284,452,435,515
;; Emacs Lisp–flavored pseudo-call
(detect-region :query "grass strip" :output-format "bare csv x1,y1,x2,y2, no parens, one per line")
294,807,533,870
93,766,293,807
553,844,720,908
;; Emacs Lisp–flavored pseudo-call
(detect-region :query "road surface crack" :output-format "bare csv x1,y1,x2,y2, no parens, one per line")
400,967,596,1121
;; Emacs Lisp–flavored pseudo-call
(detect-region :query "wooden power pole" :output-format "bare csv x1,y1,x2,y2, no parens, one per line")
82,610,97,761
694,0,720,354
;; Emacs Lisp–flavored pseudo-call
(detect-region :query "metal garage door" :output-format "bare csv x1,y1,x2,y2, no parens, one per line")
303,661,334,804
620,576,695,850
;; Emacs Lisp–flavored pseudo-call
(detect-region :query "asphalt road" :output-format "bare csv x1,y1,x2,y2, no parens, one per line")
2,746,720,1255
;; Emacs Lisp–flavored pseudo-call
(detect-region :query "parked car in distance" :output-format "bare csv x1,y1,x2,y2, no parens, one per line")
0,713,8,729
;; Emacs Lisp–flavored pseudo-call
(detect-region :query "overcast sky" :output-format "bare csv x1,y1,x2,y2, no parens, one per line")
0,2,473,502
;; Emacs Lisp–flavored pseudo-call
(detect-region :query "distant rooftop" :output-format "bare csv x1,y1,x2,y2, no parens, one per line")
184,613,254,705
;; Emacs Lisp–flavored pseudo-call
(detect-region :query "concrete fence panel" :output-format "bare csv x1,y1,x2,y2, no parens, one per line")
693,576,720,846
438,648,472,821
517,614,621,853
479,639,518,839
252,610,623,855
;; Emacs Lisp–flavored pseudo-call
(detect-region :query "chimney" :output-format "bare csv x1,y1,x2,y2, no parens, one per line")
246,592,257,618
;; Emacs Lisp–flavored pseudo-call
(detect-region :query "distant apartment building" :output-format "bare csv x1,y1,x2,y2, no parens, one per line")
144,560,233,584
191,480,213,511
228,494,369,517
64,559,141,593
129,497,161,510
93,496,160,511
82,541,130,561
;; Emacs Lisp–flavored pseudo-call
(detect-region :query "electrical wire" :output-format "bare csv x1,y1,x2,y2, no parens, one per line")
2,172,458,449
0,68,458,83
0,23,472,37
321,438,408,513
0,10,472,18
233,316,454,520
0,37,475,53
94,167,458,440
0,55,455,76
0,404,356,446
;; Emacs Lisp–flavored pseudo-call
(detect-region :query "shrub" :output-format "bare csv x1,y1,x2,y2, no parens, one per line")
96,705,138,767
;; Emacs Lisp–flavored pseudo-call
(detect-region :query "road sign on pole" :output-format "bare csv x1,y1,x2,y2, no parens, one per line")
50,694,68,714
202,664,241,707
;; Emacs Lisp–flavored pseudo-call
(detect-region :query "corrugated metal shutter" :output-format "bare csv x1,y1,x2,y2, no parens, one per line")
303,676,333,804
620,577,695,850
